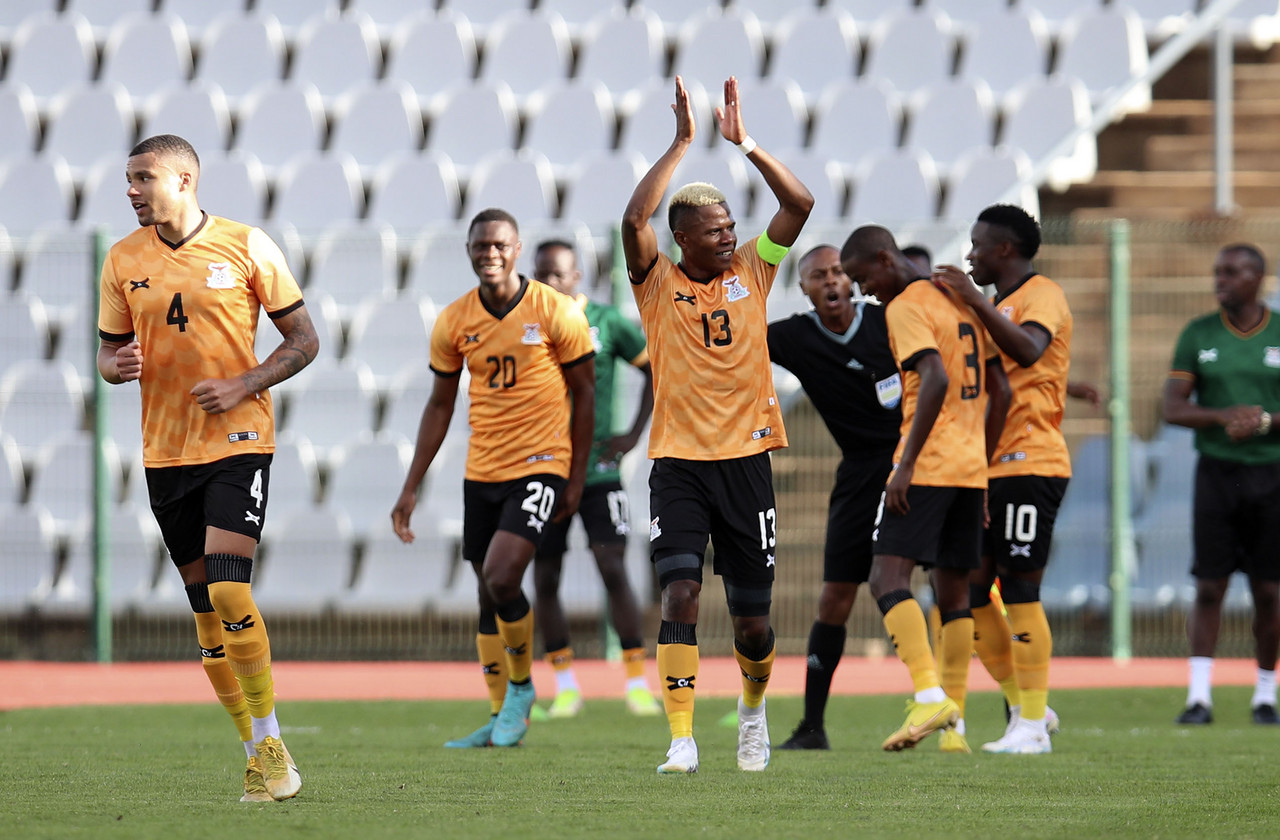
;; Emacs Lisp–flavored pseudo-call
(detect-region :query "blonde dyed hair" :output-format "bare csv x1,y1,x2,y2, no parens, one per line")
668,181,728,231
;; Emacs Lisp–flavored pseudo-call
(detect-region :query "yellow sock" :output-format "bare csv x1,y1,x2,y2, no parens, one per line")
497,607,535,683
193,610,252,742
546,645,573,672
927,604,942,654
734,640,775,709
972,601,1020,706
208,580,274,719
657,643,698,739
883,599,939,693
1007,600,1052,720
938,616,974,718
622,647,646,681
478,632,507,715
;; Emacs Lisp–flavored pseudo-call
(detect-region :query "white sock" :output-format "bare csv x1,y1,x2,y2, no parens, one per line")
915,686,947,704
953,717,966,735
251,710,281,743
243,740,256,759
625,676,649,693
1187,656,1213,707
1252,668,1277,708
555,667,580,694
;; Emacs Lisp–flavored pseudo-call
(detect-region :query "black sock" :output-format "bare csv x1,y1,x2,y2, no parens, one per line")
803,621,846,729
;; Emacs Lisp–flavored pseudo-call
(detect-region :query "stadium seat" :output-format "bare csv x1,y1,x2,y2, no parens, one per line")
1054,5,1151,114
50,302,96,386
559,150,648,231
1116,0,1196,42
479,10,572,106
42,85,135,181
0,84,40,161
862,8,955,101
382,11,478,116
195,151,269,225
77,161,144,240
253,0,342,43
303,221,398,323
0,433,24,510
16,227,90,328
618,79,715,157
157,0,247,42
233,82,327,177
630,0,705,34
340,531,450,614
344,0,431,42
848,148,940,226
538,0,611,39
462,150,559,225
346,294,436,390
0,505,59,613
328,80,426,178
732,79,809,160
1001,76,1097,191
405,232,478,308
0,293,51,371
99,14,195,111
280,358,379,459
766,6,861,109
521,80,615,182
254,506,354,614
903,78,996,177
324,432,413,543
55,502,163,615
918,0,1011,36
727,0,819,28
27,431,122,542
5,13,97,103
825,0,907,29
1227,1,1280,48
670,8,766,86
99,379,144,463
940,146,1039,223
194,14,287,111
767,152,848,222
62,0,154,41
365,152,462,239
955,9,1051,108
268,433,321,522
576,7,666,114
0,0,58,46
380,362,473,442
1131,496,1194,610
809,78,902,178
139,83,234,157
427,82,520,176
269,152,365,236
1019,0,1100,37
289,14,382,108
413,438,471,613
437,0,528,38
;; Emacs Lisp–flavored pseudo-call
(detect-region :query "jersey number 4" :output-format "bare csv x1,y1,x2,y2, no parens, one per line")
167,292,189,332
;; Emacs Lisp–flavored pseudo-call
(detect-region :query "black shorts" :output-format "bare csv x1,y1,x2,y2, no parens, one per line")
462,474,568,564
536,480,630,559
984,475,1069,573
145,453,272,567
824,450,895,584
873,485,984,571
648,453,777,589
1192,455,1280,581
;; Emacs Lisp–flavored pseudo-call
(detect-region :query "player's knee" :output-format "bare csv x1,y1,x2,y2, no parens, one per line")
654,549,702,591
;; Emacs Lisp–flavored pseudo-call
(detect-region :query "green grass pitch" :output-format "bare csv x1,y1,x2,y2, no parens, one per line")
4,687,1279,839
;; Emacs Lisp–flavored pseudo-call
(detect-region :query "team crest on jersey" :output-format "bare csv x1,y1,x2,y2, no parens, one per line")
589,325,602,352
1265,346,1280,368
875,373,902,409
522,323,542,344
206,262,234,289
1000,305,1015,319
722,275,750,303
1199,348,1218,363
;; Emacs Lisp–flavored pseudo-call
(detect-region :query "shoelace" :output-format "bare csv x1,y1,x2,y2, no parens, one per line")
256,739,288,777
739,716,766,752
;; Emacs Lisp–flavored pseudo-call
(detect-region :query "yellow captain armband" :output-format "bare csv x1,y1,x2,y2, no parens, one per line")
756,230,790,265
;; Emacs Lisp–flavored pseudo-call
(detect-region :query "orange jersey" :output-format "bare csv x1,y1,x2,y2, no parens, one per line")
431,278,594,482
989,274,1073,479
886,279,993,489
98,214,303,468
632,236,787,460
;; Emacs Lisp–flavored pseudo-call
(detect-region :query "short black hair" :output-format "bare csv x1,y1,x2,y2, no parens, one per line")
840,225,898,265
535,239,576,257
977,204,1041,259
468,207,519,237
1222,243,1266,276
130,134,200,173
901,244,931,265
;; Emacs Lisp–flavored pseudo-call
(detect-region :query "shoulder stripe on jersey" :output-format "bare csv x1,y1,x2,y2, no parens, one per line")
900,347,939,372
267,298,305,319
562,350,596,369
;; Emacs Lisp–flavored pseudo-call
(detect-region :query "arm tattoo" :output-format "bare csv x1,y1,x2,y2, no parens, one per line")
241,309,318,393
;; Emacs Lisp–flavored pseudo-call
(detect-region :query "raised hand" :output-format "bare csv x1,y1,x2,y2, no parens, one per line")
672,75,695,144
714,76,746,145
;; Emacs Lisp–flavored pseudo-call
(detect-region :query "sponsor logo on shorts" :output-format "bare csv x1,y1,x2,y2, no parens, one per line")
245,511,262,526
1009,543,1031,558
526,514,545,534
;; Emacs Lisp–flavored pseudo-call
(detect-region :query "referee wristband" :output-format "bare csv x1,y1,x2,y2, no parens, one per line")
736,135,757,155
1257,410,1272,436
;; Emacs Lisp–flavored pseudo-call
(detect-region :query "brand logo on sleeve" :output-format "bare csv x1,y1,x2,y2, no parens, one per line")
129,278,150,292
